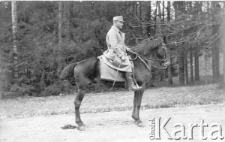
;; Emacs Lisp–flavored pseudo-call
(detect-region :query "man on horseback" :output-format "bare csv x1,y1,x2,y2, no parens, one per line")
103,16,141,91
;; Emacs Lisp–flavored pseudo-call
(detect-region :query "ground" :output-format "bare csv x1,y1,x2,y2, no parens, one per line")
0,84,225,142
1,103,225,142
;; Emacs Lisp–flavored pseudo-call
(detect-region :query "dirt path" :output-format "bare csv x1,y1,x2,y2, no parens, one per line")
1,103,225,142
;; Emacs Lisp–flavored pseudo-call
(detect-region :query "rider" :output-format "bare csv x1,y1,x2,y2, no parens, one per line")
103,16,141,91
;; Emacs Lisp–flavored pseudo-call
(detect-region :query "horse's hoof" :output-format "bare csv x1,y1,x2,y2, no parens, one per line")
78,126,86,131
134,121,145,127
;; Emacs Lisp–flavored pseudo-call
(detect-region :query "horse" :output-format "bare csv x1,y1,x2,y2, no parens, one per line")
60,37,170,131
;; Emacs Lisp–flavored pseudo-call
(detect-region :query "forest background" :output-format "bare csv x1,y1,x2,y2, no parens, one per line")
0,1,225,97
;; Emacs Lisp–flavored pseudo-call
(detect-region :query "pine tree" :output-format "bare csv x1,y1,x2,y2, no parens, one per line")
11,1,18,80
167,1,173,85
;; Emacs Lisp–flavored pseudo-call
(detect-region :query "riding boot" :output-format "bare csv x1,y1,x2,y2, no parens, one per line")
125,72,142,91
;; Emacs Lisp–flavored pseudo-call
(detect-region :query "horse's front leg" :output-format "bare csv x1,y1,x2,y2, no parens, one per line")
75,89,86,131
132,85,145,127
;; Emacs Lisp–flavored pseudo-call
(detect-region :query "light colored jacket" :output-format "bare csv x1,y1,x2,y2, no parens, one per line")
103,25,132,72
104,26,128,60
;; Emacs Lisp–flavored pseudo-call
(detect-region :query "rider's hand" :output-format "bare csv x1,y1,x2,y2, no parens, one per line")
121,55,126,61
126,47,131,51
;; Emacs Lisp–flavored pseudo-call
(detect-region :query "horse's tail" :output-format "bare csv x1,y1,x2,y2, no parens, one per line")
60,62,78,80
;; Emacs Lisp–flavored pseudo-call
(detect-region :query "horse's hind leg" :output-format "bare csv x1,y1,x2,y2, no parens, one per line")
132,84,145,127
74,89,86,131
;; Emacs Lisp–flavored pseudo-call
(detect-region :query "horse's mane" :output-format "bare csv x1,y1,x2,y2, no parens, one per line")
132,38,163,55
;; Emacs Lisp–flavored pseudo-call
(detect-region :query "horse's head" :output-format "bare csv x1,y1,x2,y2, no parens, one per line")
132,37,170,68
154,42,171,67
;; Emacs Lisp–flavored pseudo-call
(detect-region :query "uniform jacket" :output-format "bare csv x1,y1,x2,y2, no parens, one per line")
103,26,132,72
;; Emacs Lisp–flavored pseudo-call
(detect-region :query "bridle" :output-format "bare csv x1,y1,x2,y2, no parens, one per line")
129,45,168,70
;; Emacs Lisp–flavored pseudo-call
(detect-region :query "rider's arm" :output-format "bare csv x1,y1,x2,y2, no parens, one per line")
106,31,126,58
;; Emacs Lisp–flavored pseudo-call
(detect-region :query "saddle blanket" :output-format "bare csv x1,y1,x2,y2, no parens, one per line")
98,55,126,82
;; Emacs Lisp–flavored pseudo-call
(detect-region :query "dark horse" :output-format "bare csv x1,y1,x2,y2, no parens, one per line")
60,37,170,131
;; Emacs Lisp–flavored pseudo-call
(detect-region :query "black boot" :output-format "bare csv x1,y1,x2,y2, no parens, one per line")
125,72,142,91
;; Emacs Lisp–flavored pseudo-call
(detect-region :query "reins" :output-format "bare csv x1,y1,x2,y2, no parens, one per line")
128,50,167,70
140,56,168,70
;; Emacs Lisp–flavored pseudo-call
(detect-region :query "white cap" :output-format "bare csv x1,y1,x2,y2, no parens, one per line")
113,16,124,22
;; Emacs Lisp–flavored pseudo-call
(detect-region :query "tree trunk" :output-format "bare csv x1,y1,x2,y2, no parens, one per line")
64,2,69,41
175,1,186,85
223,39,225,85
67,2,73,41
179,43,185,85
182,2,188,84
212,41,220,81
157,1,161,20
223,11,225,85
215,38,220,79
194,43,200,81
153,3,157,36
157,1,161,32
188,2,193,81
57,2,64,76
218,10,225,89
184,43,188,84
211,1,220,82
133,2,137,17
190,45,194,82
211,2,216,81
140,2,147,38
176,2,184,85
139,2,142,21
204,47,209,84
167,1,173,85
11,1,18,79
173,2,178,19
162,1,165,22
58,1,62,45
193,2,201,81
146,1,152,37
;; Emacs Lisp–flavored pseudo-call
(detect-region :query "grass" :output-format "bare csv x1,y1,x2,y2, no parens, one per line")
0,83,224,119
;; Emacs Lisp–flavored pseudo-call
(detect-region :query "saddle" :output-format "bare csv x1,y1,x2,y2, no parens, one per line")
98,55,126,82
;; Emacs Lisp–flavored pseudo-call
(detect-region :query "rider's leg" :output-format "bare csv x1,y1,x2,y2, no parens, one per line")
125,72,142,91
